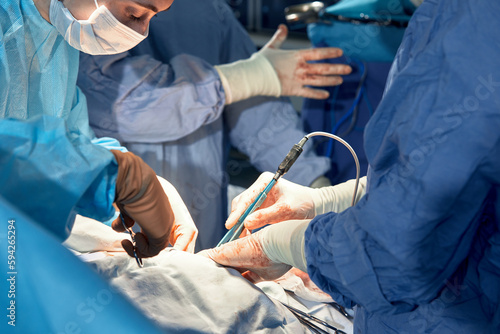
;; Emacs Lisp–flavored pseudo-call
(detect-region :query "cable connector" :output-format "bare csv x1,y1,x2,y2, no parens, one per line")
275,136,309,180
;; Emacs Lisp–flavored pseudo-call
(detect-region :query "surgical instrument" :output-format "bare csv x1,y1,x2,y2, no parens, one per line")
121,213,144,268
217,136,309,246
328,302,353,322
282,302,348,334
218,131,360,246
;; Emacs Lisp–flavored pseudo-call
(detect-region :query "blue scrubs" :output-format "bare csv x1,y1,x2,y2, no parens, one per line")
305,0,500,332
0,0,120,236
77,0,330,250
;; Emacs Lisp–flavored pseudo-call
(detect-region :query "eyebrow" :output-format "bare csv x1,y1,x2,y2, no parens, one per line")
134,1,159,13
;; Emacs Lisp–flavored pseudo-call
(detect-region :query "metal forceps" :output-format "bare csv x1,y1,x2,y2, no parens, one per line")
120,213,143,268
282,303,348,334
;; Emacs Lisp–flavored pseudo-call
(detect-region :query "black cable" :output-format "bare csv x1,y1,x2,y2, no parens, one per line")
339,60,368,138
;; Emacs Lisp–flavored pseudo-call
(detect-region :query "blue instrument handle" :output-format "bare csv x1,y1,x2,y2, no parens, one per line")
217,178,277,247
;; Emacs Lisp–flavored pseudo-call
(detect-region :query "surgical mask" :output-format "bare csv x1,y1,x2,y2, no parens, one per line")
409,0,424,7
49,0,148,55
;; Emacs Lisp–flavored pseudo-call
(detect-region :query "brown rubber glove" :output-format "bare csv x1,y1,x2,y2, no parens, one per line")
110,150,174,258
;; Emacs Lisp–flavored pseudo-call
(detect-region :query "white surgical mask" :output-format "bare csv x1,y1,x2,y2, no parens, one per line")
409,0,424,7
49,0,148,55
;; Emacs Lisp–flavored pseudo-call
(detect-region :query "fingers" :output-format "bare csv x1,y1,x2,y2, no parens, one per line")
111,210,134,232
133,232,166,258
300,47,344,61
302,75,344,88
198,235,272,268
226,173,274,229
264,24,288,50
121,239,135,257
244,204,297,229
171,227,198,253
198,236,292,282
242,270,264,284
295,87,331,100
238,228,251,239
300,63,352,76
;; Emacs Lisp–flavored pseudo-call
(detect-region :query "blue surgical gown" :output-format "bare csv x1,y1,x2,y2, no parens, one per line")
0,0,120,238
77,0,330,250
305,0,500,332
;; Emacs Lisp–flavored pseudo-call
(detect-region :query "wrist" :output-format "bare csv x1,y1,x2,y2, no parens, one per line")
311,186,337,216
259,220,309,273
311,177,368,215
214,52,281,104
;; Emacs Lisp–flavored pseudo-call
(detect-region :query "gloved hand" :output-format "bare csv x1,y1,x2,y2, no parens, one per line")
156,176,198,253
227,172,367,231
227,172,317,231
259,24,351,99
110,150,174,258
199,219,310,284
215,24,351,104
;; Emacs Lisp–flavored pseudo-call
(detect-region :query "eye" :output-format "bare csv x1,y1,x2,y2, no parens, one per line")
130,15,141,22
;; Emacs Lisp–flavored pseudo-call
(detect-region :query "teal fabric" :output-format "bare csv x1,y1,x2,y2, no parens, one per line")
0,197,162,333
0,116,118,240
0,0,122,238
0,0,91,138
308,0,412,62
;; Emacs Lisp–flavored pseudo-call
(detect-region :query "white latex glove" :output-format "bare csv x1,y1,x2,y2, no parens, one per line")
215,24,351,104
227,172,367,231
199,219,310,284
311,176,367,216
157,176,198,253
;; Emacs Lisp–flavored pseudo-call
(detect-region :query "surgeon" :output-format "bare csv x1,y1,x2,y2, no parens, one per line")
0,0,348,256
77,0,340,250
0,0,188,257
201,0,500,332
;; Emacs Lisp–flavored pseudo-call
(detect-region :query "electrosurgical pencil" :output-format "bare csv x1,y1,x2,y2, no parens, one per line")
217,136,309,247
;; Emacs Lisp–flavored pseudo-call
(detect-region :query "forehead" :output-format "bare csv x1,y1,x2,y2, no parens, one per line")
123,0,174,12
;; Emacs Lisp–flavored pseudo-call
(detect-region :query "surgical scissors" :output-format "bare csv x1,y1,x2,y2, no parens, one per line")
120,213,143,268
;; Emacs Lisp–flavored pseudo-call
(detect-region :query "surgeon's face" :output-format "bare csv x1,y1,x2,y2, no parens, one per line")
62,0,174,34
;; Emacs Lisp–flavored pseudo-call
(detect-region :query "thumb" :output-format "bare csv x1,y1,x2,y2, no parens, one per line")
121,239,136,258
226,202,251,229
264,24,288,50
111,211,134,232
171,230,197,253
242,270,264,284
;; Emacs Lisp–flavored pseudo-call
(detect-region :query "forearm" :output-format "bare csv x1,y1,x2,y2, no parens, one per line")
311,176,367,215
79,53,226,142
0,116,118,240
260,219,310,273
215,53,281,104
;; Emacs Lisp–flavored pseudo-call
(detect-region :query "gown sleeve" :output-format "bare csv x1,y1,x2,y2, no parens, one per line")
305,0,500,313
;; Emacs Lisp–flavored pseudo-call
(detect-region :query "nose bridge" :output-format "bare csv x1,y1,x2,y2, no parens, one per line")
139,23,149,36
